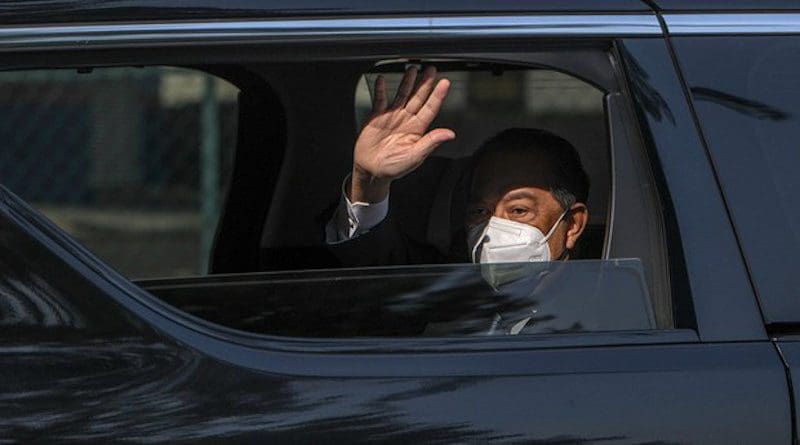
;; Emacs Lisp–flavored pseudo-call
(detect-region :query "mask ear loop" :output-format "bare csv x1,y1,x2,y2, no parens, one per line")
541,209,569,243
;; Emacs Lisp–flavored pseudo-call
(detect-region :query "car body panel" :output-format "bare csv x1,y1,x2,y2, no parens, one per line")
0,0,651,25
652,0,800,12
775,340,800,444
665,13,800,36
0,186,791,443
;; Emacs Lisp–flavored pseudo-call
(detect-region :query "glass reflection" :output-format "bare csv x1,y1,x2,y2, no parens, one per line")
616,44,675,124
143,259,655,338
691,87,790,121
0,273,85,328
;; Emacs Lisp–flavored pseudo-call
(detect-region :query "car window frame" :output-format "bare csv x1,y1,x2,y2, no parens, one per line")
0,14,738,361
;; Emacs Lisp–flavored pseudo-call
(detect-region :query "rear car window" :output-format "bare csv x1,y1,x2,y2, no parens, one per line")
673,36,800,324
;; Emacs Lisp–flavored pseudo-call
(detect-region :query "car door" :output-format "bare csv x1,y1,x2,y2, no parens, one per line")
665,10,800,445
0,7,792,444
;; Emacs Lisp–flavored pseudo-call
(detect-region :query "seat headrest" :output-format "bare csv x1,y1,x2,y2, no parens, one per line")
426,157,473,257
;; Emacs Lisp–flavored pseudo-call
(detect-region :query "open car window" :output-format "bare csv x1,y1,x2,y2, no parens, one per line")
0,48,681,341
352,62,610,260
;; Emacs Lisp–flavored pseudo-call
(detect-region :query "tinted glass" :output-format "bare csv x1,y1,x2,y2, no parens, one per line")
0,67,238,279
674,36,800,323
142,260,656,338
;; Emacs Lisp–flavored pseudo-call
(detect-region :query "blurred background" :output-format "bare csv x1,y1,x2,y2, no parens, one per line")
0,67,238,278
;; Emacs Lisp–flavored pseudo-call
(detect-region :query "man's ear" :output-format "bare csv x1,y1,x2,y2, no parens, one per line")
565,202,589,251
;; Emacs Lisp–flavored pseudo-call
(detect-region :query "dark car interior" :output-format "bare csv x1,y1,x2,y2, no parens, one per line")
209,52,618,274
126,44,675,336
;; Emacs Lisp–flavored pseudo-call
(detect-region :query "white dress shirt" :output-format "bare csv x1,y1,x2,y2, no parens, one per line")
325,176,389,243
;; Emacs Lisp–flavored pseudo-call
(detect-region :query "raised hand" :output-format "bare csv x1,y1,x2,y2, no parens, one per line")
350,66,455,203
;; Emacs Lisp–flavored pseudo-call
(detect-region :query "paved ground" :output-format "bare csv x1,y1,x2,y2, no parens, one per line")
36,204,206,279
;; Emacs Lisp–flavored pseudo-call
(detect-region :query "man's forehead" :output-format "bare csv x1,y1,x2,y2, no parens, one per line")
469,183,552,205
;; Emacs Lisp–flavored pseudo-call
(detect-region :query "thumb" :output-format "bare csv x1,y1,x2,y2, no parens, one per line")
415,128,456,157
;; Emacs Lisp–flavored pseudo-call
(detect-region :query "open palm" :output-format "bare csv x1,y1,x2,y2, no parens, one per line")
351,66,455,203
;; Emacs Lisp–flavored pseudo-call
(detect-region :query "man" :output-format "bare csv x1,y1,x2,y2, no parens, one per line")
325,66,589,266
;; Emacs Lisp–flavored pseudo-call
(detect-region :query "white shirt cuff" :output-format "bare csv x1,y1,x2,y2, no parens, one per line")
325,175,389,243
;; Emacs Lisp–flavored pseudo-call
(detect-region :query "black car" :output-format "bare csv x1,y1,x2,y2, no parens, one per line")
2,0,800,443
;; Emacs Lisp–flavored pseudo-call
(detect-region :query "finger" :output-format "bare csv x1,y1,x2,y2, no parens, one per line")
372,75,388,115
391,66,418,108
405,66,437,114
414,128,456,158
416,78,451,128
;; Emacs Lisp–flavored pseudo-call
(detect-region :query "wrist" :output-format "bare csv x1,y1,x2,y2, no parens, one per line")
350,169,391,203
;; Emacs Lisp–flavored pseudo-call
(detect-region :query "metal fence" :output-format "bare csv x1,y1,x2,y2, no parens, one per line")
0,67,238,278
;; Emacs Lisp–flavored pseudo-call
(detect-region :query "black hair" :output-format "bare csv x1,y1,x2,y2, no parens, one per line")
472,128,590,210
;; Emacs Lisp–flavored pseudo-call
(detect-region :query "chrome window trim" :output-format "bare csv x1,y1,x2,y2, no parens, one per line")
666,13,800,35
0,15,660,51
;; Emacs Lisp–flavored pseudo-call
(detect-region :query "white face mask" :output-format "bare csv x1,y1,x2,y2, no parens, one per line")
468,211,568,264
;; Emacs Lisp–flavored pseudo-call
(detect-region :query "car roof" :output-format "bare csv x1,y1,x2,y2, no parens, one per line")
650,0,800,11
3,0,796,26
3,0,651,25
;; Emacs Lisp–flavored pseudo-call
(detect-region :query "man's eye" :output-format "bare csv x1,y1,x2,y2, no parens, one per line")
510,207,528,216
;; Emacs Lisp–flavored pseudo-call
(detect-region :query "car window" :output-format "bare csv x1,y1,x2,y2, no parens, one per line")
0,67,238,279
221,55,674,335
673,36,800,325
140,260,656,337
0,52,679,339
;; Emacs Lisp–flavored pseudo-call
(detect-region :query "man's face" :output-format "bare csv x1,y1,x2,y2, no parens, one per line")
465,149,588,260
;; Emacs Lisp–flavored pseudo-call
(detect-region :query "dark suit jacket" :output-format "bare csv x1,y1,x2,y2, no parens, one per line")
324,156,473,267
